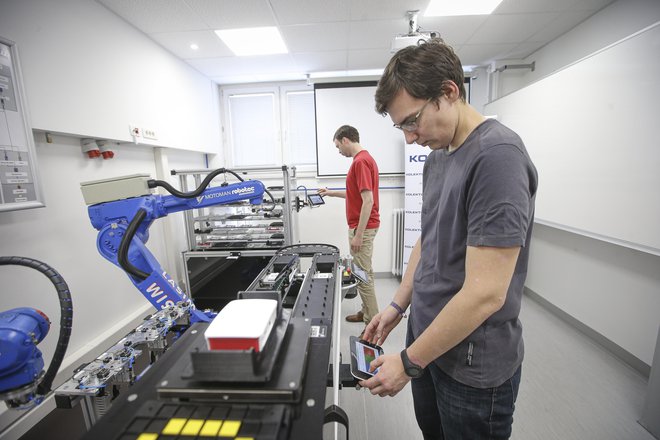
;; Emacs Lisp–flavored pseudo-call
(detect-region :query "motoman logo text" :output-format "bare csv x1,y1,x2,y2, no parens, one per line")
196,186,256,203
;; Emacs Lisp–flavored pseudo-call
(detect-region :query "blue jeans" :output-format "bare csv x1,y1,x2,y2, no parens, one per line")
407,323,522,440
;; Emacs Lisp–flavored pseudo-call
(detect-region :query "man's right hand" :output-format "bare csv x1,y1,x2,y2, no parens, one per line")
317,187,331,197
361,306,402,347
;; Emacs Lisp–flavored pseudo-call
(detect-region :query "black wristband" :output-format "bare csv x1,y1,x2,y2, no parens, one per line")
400,348,424,378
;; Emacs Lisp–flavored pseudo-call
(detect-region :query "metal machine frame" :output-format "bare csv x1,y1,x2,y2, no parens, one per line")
173,166,297,252
68,244,350,440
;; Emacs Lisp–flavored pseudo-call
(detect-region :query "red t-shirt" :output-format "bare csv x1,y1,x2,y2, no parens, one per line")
346,150,380,229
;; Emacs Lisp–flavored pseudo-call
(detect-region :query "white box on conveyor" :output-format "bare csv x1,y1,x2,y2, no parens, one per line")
204,299,277,352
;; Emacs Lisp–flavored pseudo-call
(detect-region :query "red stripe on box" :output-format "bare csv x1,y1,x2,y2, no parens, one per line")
208,337,260,351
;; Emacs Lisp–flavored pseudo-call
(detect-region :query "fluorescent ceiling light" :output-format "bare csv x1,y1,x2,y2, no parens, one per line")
212,72,308,84
211,69,384,85
190,43,199,50
215,27,288,56
308,69,384,79
425,0,503,16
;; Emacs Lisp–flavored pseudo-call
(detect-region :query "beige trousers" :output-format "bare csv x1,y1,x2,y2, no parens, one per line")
348,228,379,324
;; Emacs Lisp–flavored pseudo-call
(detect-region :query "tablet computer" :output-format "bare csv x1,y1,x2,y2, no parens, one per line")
349,335,384,380
350,262,369,284
307,193,325,206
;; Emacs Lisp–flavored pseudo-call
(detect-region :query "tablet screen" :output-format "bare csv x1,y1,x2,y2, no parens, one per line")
354,340,381,375
308,194,325,206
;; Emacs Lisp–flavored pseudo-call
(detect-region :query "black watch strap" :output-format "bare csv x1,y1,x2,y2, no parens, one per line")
400,348,424,378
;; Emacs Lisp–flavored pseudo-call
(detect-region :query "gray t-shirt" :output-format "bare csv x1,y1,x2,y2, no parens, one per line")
411,118,538,388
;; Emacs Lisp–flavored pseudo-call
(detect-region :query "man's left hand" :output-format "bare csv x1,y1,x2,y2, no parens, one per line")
358,353,411,397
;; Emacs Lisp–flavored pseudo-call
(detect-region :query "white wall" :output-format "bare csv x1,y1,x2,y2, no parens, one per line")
487,0,660,367
527,224,660,366
0,0,221,153
522,0,660,85
468,67,490,114
492,0,660,100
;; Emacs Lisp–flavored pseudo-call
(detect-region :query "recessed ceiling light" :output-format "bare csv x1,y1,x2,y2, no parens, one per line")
425,0,503,16
215,27,288,56
190,43,199,50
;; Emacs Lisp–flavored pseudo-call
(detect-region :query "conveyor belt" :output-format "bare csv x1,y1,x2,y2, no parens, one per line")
80,244,342,440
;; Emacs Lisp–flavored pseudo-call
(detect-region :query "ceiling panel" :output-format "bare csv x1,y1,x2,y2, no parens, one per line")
495,0,585,14
96,0,617,84
504,41,548,60
291,51,348,73
348,0,429,21
270,0,351,25
457,43,520,66
348,20,401,50
280,22,350,53
494,0,614,14
529,9,596,43
419,15,489,46
467,13,560,45
98,0,207,33
150,30,233,59
188,54,297,77
184,0,276,29
347,48,394,70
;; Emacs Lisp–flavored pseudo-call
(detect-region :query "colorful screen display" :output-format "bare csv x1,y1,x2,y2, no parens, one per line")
355,340,380,375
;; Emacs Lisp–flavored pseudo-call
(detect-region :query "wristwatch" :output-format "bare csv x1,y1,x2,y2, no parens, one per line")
400,348,424,378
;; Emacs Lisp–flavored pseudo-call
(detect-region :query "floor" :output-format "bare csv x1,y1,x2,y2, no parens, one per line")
326,277,656,440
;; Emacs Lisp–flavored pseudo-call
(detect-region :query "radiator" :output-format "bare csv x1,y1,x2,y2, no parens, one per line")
391,209,405,276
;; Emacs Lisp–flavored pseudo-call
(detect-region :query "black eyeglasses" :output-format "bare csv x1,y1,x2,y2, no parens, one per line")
393,98,433,132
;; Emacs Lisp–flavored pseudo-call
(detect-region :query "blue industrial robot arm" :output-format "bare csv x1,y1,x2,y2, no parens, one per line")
0,308,49,402
86,172,266,323
0,257,73,409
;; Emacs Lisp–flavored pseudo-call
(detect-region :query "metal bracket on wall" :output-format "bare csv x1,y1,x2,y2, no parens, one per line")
495,61,535,73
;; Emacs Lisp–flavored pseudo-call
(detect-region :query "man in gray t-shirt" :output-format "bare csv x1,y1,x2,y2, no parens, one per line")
361,38,537,440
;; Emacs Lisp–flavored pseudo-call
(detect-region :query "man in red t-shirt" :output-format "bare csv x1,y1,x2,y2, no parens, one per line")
319,125,380,325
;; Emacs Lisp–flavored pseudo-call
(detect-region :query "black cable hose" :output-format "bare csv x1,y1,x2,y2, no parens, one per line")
150,167,276,209
122,169,276,279
148,167,245,198
0,256,73,396
117,208,150,281
262,188,276,211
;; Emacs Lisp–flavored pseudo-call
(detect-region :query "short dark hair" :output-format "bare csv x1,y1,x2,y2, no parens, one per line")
333,125,360,143
375,38,466,115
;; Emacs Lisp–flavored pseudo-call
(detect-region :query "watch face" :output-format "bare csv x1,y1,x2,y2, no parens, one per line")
406,366,423,378
401,349,424,378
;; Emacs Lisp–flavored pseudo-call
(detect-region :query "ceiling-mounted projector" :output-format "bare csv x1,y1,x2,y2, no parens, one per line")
391,32,436,52
391,10,439,53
